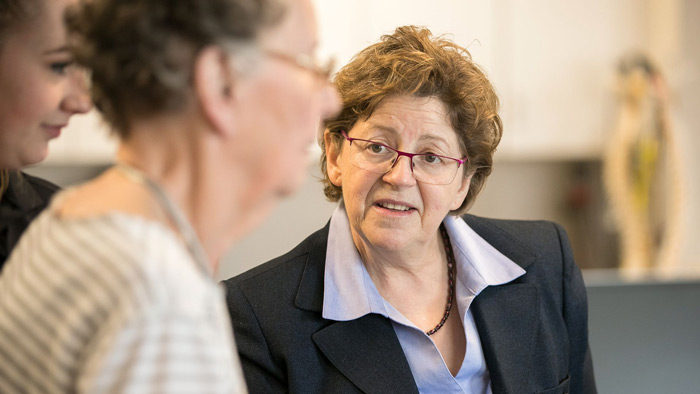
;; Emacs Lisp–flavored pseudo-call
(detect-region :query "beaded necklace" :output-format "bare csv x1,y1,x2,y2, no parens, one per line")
425,223,456,336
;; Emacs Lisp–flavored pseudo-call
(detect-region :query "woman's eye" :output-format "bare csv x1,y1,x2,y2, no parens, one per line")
368,143,386,154
50,61,73,75
423,154,442,164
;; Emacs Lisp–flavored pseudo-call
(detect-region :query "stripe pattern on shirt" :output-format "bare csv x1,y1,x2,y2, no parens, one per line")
0,208,247,393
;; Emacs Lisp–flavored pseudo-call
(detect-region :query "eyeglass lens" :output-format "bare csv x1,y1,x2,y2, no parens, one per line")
347,139,463,185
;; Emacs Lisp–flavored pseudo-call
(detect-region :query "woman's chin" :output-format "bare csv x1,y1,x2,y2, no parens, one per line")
361,230,412,252
24,146,50,167
8,150,48,169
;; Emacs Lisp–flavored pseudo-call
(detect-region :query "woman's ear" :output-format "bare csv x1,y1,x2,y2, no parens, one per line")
324,130,342,187
193,46,237,137
450,171,472,211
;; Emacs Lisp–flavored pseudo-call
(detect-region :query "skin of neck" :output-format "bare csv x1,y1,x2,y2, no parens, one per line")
354,228,450,318
117,111,248,271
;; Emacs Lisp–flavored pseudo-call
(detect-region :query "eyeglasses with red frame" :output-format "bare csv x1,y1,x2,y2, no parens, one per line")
340,130,467,185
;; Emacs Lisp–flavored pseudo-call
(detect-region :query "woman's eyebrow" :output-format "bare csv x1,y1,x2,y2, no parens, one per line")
418,134,450,146
43,46,70,55
365,122,452,147
365,123,398,135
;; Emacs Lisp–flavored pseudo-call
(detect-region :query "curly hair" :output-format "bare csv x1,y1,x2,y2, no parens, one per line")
320,26,502,214
65,0,286,136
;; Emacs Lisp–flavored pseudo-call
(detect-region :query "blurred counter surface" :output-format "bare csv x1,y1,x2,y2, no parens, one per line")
584,267,700,394
583,266,700,287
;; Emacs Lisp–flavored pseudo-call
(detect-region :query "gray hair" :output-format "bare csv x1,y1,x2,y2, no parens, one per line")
66,0,287,136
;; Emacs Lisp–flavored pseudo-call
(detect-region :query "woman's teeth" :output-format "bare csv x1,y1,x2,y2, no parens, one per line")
378,202,411,211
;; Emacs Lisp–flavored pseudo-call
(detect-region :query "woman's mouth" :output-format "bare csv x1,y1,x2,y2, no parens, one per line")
42,124,66,139
374,200,418,216
377,202,412,211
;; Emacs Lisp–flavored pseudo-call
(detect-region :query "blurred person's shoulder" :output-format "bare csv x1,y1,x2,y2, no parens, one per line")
8,200,219,311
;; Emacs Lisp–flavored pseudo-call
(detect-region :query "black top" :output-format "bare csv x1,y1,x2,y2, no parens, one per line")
0,172,59,269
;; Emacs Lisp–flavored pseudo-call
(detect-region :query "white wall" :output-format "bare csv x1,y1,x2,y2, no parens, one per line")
29,0,698,278
217,0,700,278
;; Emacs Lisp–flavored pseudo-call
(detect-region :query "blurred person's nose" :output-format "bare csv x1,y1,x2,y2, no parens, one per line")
61,67,93,114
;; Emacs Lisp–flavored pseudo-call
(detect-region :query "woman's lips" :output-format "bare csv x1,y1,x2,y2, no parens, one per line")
373,200,416,216
42,124,66,139
377,201,411,211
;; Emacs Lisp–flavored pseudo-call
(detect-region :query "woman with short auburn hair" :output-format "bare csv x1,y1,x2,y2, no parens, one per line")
321,26,502,213
226,26,596,394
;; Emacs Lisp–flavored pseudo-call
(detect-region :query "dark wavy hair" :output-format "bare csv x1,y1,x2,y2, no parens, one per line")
321,26,503,213
65,0,285,136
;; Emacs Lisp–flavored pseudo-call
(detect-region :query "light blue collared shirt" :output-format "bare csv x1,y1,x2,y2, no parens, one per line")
322,204,525,394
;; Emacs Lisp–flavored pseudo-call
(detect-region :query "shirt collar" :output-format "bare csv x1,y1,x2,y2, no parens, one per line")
322,203,383,321
322,204,525,322
443,214,526,295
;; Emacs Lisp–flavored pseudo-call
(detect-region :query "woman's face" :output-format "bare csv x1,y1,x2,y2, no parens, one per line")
327,95,471,252
228,0,341,238
0,0,91,169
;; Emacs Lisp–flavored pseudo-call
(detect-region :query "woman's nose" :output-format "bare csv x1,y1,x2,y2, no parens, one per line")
61,68,93,115
382,155,416,186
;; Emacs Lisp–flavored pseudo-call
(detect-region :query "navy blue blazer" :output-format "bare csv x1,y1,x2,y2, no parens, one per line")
225,215,597,394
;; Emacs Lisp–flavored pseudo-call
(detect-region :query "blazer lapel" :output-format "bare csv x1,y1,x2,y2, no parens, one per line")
464,214,542,394
313,315,420,394
294,225,419,394
472,284,539,394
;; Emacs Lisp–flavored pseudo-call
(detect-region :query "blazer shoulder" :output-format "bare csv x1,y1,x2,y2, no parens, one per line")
463,214,567,251
223,223,329,287
463,214,563,236
461,214,573,274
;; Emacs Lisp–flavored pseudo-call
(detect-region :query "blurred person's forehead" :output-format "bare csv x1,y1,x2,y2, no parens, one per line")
260,0,318,54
